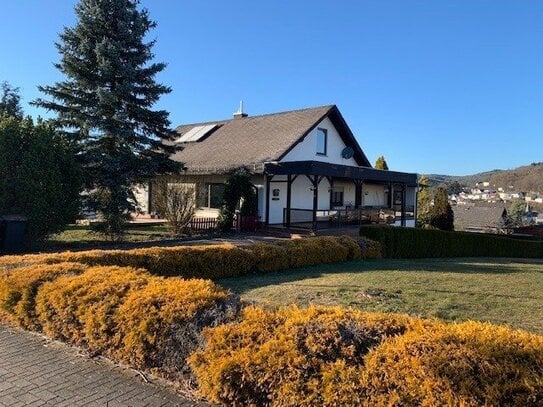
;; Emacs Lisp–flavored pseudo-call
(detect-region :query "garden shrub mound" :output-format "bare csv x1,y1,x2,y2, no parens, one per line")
113,277,241,378
32,266,240,380
188,306,421,406
0,235,367,279
0,262,88,329
189,306,543,407
364,321,543,406
36,266,151,351
360,225,543,259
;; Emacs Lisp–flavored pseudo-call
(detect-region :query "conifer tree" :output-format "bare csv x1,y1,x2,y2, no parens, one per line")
374,155,389,170
417,175,432,227
0,81,23,119
429,187,454,231
34,0,180,238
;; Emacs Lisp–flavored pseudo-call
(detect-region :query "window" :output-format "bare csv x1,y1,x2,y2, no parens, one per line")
197,183,225,209
331,187,344,207
316,128,327,155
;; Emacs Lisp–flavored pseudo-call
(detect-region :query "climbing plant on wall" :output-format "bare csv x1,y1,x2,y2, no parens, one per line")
217,168,257,232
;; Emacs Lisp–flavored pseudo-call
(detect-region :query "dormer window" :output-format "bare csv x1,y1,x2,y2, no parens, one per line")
316,128,327,155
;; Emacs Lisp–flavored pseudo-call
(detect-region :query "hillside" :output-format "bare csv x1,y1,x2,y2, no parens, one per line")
426,163,543,192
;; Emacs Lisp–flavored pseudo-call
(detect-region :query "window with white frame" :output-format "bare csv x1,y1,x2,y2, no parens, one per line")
316,128,327,155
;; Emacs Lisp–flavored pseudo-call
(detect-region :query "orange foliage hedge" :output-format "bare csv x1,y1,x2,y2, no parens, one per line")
189,306,543,407
188,306,421,406
35,266,151,351
0,236,368,279
363,321,543,406
113,278,239,377
0,262,88,329
32,266,239,380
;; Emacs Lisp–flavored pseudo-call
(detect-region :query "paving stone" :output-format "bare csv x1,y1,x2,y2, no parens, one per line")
0,325,206,406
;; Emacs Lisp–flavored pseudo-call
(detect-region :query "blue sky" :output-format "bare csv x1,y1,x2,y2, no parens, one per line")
1,1,542,175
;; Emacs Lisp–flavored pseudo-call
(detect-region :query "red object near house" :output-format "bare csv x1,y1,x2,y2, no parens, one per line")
238,215,258,232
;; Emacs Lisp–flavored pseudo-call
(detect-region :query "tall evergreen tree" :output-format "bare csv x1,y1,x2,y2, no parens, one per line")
429,187,454,231
34,0,180,238
0,81,23,119
374,155,389,170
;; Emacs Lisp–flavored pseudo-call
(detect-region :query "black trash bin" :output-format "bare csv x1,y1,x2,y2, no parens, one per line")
0,215,28,253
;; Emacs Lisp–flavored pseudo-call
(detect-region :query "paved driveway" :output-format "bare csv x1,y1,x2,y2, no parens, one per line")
0,325,204,406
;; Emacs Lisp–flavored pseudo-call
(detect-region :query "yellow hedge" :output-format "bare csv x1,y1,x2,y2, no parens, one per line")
113,278,238,377
0,236,365,279
276,237,352,269
188,306,419,406
0,262,88,329
30,265,239,381
189,306,543,407
363,321,543,406
35,266,151,351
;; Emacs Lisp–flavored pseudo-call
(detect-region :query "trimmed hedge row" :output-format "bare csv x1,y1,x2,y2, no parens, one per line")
0,236,370,279
189,306,543,406
360,225,543,259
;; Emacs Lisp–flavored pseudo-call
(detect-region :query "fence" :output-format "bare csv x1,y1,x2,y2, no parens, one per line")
188,217,218,232
187,214,258,233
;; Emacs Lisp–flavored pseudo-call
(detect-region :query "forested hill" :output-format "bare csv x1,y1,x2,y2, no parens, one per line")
425,163,543,192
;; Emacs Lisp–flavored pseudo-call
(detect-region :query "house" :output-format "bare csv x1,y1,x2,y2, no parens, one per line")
452,206,508,234
137,105,418,229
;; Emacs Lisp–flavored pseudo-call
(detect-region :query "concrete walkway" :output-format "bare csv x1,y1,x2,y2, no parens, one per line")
0,325,204,406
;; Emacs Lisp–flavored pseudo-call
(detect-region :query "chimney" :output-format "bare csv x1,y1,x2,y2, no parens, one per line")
233,100,248,119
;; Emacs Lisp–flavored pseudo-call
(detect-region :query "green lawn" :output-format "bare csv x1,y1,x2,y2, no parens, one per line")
34,224,173,251
217,258,543,334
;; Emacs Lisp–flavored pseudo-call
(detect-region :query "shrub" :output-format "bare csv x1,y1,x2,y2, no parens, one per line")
0,116,81,243
35,266,150,351
30,264,240,381
360,225,543,259
0,262,88,329
153,180,195,235
246,242,290,273
363,321,543,406
10,244,255,279
188,306,418,406
190,306,543,406
113,278,240,379
1,236,364,279
357,237,383,259
276,237,352,269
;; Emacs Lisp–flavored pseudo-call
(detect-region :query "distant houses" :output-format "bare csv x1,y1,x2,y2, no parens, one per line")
448,180,543,234
452,206,508,234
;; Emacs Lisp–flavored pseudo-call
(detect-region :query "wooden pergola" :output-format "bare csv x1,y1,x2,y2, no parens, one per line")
263,161,418,230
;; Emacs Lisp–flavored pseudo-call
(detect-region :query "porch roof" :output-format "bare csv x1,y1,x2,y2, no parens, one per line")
264,160,418,186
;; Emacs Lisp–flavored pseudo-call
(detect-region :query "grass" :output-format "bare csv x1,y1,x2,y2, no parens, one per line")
34,224,174,251
217,258,543,334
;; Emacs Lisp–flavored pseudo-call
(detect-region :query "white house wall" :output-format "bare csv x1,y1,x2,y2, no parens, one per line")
332,180,356,208
280,117,359,166
362,183,386,207
266,175,332,224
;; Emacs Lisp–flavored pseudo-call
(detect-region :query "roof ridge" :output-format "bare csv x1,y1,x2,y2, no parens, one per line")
174,104,335,130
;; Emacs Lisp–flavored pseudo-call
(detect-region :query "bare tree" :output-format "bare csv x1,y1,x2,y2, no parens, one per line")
154,181,195,235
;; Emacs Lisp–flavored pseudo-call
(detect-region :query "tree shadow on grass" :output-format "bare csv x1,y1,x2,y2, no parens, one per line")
217,258,543,296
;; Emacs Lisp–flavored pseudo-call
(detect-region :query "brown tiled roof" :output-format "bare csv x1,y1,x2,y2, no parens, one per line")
453,206,507,231
171,105,370,173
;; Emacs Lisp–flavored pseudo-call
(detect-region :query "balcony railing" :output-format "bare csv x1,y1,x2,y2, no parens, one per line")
283,207,415,230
